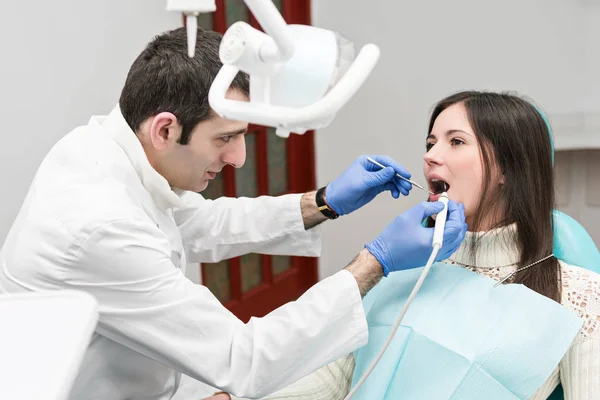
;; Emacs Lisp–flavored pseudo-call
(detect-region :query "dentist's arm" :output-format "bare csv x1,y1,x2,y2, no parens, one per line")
305,199,468,302
64,217,369,399
176,193,323,263
349,200,466,294
217,202,467,400
300,190,328,229
175,155,412,263
81,202,461,399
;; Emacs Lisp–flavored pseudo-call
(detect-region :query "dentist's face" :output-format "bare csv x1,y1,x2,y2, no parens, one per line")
423,103,503,229
141,89,249,193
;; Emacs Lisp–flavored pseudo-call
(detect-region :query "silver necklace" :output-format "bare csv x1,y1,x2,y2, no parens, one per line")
448,259,517,269
493,254,556,287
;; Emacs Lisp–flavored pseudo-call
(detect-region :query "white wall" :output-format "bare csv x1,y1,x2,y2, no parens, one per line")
0,0,180,241
583,2,600,110
313,0,592,278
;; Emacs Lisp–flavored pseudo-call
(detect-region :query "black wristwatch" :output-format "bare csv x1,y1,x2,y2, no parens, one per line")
315,186,339,219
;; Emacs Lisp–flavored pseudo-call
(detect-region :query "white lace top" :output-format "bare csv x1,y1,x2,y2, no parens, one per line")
234,225,600,400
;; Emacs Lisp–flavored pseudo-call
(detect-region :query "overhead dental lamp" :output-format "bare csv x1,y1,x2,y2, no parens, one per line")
166,0,217,57
167,0,380,137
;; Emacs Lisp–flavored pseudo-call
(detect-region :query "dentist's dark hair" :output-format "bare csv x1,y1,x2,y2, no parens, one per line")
119,26,249,145
426,91,560,302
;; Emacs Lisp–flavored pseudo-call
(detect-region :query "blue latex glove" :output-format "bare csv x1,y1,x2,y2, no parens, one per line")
365,200,467,276
325,155,413,216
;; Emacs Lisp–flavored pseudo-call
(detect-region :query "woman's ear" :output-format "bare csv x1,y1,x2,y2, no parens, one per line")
149,112,182,150
497,163,506,186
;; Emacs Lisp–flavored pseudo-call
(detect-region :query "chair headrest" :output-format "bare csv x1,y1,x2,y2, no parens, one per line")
553,210,600,273
539,108,599,272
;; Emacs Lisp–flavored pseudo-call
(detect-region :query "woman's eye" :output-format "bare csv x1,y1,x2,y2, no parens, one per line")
450,138,465,146
425,142,434,151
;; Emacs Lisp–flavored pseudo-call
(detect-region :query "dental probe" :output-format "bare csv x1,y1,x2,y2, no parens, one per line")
366,157,434,195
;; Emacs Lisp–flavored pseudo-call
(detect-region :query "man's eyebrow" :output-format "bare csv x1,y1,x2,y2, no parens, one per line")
215,128,248,137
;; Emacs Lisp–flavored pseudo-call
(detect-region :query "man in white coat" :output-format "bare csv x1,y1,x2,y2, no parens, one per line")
0,27,466,399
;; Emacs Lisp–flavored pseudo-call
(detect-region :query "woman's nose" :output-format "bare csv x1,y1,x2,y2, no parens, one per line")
424,144,444,166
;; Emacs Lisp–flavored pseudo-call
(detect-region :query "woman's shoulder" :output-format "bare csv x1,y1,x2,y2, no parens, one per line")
560,261,600,290
559,261,600,339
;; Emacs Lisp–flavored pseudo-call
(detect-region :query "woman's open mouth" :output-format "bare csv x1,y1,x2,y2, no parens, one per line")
428,178,450,201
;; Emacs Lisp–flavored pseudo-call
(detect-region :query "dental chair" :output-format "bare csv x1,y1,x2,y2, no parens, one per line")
542,106,600,274
553,210,600,274
0,291,98,400
548,210,600,399
543,102,600,398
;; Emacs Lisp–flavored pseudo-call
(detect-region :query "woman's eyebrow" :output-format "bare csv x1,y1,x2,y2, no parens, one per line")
446,129,473,137
427,129,473,140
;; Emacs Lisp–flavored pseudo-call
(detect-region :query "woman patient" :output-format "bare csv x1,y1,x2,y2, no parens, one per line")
232,91,600,400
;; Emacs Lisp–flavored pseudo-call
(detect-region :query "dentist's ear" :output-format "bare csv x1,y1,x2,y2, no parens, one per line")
149,112,182,150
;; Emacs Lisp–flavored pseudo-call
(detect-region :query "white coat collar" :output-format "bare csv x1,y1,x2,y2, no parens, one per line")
96,106,185,211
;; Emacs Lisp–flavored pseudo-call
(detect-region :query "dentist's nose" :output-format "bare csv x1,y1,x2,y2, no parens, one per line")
222,135,246,169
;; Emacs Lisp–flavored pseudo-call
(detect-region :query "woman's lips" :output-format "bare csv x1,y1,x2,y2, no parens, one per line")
429,192,442,202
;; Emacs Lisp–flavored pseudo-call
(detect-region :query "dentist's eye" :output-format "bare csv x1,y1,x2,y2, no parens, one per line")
451,138,465,146
220,135,234,143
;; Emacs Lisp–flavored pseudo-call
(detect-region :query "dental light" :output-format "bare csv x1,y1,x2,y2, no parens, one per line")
167,0,380,138
166,0,217,57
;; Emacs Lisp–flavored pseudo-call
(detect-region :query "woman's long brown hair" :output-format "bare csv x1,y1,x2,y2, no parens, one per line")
427,91,560,302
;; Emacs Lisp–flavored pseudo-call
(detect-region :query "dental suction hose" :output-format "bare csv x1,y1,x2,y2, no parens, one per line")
344,193,449,400
432,192,449,248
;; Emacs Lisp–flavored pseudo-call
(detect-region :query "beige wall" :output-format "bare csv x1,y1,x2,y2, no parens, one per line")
556,150,600,245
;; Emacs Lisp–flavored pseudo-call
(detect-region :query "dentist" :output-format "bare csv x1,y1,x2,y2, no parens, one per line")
0,27,466,399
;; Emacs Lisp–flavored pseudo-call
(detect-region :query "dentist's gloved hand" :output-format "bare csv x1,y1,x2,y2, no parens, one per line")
365,200,467,276
325,155,412,216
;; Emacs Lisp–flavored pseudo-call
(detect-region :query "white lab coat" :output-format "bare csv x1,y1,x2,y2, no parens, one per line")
0,107,368,399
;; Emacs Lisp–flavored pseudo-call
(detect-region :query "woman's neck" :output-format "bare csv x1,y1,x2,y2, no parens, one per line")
466,195,507,232
448,223,520,269
466,212,507,233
